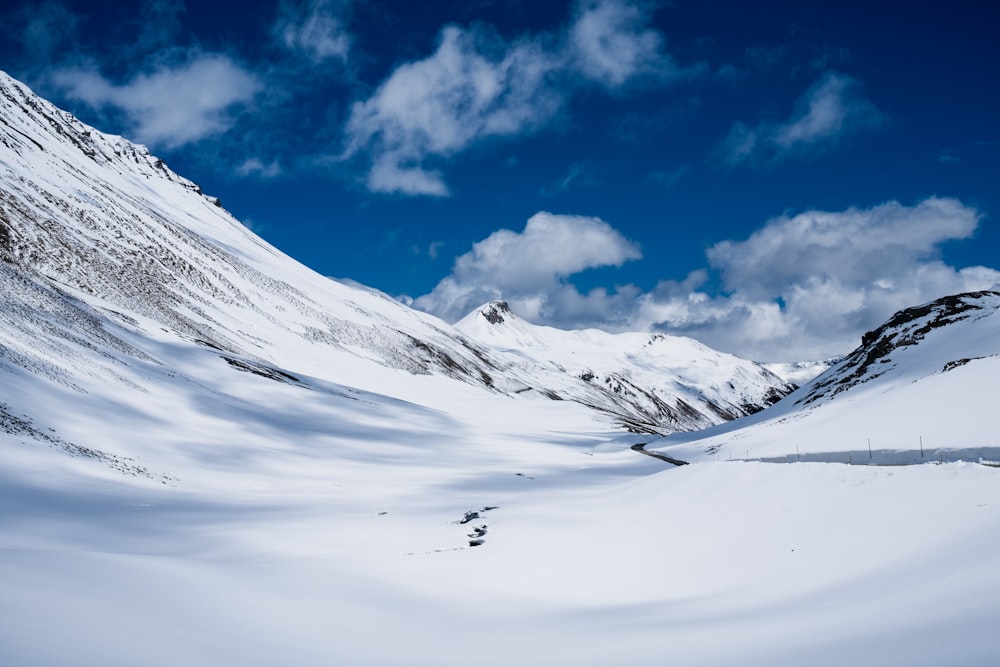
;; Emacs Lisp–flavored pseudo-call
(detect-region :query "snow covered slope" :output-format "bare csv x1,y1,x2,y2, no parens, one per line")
651,290,1000,464
458,300,792,432
0,69,504,396
0,69,790,433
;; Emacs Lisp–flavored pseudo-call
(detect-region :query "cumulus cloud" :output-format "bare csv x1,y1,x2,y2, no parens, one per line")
636,197,1000,360
417,199,1000,362
722,72,882,166
342,26,563,195
343,0,695,196
275,0,351,65
413,212,642,323
50,54,262,149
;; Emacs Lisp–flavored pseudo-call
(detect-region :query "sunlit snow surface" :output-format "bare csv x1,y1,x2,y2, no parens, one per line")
2,70,1000,666
653,291,1000,466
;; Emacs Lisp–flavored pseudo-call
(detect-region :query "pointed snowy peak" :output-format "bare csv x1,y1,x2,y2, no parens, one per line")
479,300,515,325
455,300,546,347
457,300,525,330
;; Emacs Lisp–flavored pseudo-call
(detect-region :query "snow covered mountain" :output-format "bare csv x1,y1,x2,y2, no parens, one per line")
458,300,791,432
0,69,791,436
650,290,1000,464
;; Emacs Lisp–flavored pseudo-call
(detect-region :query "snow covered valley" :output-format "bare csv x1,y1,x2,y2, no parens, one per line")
2,69,1000,666
6,408,999,666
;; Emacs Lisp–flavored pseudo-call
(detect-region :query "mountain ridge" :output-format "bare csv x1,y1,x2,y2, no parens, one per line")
650,289,1000,464
457,299,793,432
0,69,792,438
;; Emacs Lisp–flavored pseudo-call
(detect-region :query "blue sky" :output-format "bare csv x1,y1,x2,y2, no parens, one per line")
3,0,998,361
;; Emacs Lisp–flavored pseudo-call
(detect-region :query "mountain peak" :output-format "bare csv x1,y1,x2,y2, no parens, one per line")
479,300,514,325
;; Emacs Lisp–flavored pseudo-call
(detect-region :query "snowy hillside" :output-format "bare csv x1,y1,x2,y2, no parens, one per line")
0,69,502,394
0,70,790,433
457,300,792,432
3,70,1000,667
651,290,1000,464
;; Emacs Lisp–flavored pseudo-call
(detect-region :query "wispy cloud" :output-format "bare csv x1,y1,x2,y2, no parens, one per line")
12,0,694,188
427,241,445,260
342,0,701,196
413,212,642,323
539,161,597,197
642,166,688,190
274,0,352,66
132,0,186,54
11,1,80,64
722,71,883,166
568,0,687,87
236,157,283,178
51,53,262,150
341,25,564,196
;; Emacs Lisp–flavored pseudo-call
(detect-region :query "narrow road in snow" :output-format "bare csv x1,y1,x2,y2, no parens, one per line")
631,443,689,466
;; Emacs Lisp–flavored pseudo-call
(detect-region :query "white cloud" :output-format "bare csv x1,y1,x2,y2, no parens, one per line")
343,0,695,196
569,0,666,86
275,0,351,65
51,53,262,149
342,26,563,195
723,72,882,165
417,199,1000,363
636,197,1000,361
707,197,979,297
235,158,283,178
413,212,642,323
367,156,450,197
427,241,445,260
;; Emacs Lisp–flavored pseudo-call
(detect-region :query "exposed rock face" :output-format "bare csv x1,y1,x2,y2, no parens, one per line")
797,291,1000,406
480,301,511,325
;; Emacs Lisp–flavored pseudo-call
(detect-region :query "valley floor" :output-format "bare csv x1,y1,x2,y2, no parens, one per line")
3,409,999,666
